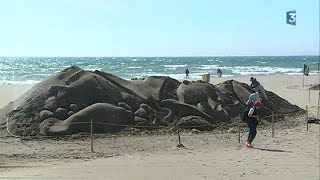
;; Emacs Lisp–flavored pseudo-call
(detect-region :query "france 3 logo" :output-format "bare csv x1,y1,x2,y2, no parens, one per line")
286,10,296,25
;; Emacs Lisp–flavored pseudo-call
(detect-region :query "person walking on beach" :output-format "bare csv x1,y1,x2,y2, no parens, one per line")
185,68,189,79
217,68,222,77
245,101,261,148
250,77,268,102
246,89,261,107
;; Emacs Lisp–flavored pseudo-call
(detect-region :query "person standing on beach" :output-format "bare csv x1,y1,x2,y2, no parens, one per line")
217,68,222,77
246,101,261,148
250,77,268,101
185,68,189,79
246,89,261,107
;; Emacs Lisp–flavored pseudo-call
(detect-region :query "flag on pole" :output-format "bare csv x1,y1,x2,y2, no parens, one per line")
303,64,309,76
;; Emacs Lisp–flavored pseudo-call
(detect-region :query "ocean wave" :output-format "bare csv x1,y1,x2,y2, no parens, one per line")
285,72,317,75
1,56,319,83
83,68,102,71
220,66,301,75
127,66,142,69
163,65,188,68
0,80,40,85
128,72,233,81
198,65,219,70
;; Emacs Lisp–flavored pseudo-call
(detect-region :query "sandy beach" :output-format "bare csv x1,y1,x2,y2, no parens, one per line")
0,74,319,180
0,84,34,109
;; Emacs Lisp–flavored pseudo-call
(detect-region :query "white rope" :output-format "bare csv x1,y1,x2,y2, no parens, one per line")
6,118,21,138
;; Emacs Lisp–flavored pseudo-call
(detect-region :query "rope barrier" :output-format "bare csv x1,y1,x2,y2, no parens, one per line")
6,118,21,138
4,109,307,139
94,122,168,128
308,105,319,108
6,111,299,126
6,121,94,125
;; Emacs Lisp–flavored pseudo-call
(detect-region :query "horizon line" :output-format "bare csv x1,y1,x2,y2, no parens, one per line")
0,54,319,58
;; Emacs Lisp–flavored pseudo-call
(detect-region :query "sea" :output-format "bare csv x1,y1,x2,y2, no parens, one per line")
0,56,319,85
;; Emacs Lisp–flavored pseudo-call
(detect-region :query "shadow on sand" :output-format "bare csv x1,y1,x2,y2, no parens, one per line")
254,147,293,153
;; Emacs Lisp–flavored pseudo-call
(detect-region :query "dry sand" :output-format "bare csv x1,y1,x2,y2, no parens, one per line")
0,84,34,109
0,74,319,180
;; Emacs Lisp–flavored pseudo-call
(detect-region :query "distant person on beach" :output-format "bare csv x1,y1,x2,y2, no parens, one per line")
245,101,261,148
217,68,222,77
246,89,261,107
250,77,268,102
185,68,189,79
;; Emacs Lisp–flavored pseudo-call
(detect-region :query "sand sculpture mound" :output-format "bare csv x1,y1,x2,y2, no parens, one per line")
0,66,302,136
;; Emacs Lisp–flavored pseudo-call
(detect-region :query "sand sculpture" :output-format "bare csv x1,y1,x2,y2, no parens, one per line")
0,66,302,136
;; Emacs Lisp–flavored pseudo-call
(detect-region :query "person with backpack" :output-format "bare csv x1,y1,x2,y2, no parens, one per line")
246,89,261,107
245,101,261,148
250,77,268,102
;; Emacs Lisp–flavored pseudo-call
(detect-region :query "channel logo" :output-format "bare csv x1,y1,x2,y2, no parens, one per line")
286,10,296,25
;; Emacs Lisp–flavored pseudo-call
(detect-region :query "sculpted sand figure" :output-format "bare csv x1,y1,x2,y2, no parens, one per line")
0,66,302,136
39,103,134,136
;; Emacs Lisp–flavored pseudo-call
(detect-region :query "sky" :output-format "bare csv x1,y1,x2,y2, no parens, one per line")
0,0,319,57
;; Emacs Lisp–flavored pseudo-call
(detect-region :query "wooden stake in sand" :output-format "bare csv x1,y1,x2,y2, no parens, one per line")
176,127,185,148
306,105,309,131
238,114,241,143
318,63,320,85
91,118,94,152
271,111,274,138
317,92,320,119
302,74,305,89
308,88,310,103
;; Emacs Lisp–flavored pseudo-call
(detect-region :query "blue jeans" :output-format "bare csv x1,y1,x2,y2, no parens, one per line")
247,119,258,142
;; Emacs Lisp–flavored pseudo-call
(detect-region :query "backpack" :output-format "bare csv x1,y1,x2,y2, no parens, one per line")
242,108,250,121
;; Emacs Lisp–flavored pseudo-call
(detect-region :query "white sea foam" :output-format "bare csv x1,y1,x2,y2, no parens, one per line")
163,64,188,70
0,80,40,85
128,71,234,81
127,66,142,69
198,65,219,70
83,68,102,71
285,73,303,75
163,65,188,68
220,66,301,75
285,72,317,75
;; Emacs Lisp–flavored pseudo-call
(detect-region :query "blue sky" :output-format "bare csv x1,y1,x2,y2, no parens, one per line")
0,0,319,57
